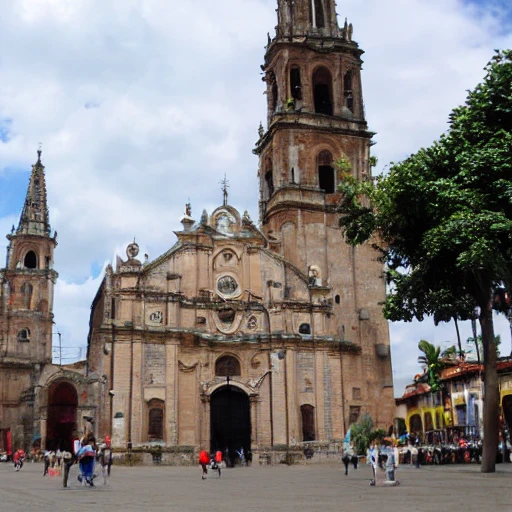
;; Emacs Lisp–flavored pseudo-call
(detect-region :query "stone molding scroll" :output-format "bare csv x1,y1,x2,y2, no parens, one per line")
178,360,199,373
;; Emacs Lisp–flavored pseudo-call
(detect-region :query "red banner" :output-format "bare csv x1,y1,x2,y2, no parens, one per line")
6,430,12,455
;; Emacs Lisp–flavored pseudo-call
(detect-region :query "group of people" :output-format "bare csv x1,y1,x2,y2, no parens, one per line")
342,437,399,486
199,449,223,479
367,437,399,486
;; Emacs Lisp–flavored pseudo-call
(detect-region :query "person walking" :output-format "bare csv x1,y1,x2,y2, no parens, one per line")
368,442,378,485
342,443,354,476
77,435,96,486
199,449,210,480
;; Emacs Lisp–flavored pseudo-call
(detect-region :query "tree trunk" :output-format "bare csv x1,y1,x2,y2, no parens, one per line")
454,316,463,357
471,316,480,364
479,297,499,473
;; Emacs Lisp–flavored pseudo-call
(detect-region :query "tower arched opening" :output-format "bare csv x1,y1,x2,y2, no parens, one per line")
313,66,333,115
270,71,278,113
344,70,354,113
24,250,37,269
317,150,335,193
290,66,302,101
309,0,325,29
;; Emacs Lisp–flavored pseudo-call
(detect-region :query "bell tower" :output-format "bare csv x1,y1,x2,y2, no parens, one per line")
255,0,394,424
0,149,58,364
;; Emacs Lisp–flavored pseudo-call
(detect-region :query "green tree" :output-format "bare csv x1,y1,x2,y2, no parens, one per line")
466,334,501,362
417,340,456,391
338,50,512,472
350,413,374,455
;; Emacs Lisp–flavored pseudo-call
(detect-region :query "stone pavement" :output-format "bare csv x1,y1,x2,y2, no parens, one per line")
0,461,511,512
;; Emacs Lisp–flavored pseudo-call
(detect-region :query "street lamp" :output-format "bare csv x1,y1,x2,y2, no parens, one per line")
52,331,62,365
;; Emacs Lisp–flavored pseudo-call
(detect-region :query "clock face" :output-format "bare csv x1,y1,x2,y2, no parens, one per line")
126,242,139,259
217,275,239,297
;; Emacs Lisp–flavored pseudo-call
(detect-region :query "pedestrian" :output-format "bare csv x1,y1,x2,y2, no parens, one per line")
381,437,399,485
342,443,354,476
368,442,378,486
77,435,96,486
13,448,25,471
199,449,210,480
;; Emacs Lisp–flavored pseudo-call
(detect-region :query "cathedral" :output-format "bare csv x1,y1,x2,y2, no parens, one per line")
0,0,394,462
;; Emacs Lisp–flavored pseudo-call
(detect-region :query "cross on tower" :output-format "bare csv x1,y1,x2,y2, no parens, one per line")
220,175,230,206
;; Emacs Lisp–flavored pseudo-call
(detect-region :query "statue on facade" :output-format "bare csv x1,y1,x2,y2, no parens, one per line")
308,265,322,286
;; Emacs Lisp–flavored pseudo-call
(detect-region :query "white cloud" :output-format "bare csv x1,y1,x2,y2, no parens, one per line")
0,0,511,393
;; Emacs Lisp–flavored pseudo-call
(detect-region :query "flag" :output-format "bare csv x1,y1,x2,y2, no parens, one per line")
343,427,351,446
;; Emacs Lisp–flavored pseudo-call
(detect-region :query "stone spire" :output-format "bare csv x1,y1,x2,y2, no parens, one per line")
16,148,51,236
276,0,339,39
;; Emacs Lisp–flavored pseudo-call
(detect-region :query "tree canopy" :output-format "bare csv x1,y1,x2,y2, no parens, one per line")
339,50,512,472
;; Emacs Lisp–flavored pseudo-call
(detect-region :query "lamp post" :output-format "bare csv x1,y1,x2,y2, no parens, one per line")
52,331,62,365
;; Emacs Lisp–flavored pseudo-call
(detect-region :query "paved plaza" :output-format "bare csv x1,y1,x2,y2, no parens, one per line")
0,461,511,512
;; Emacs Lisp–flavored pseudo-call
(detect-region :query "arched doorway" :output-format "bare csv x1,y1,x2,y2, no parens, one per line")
46,381,78,452
210,386,251,464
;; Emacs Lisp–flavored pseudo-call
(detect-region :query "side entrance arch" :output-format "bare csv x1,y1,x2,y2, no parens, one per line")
210,385,251,463
46,381,78,452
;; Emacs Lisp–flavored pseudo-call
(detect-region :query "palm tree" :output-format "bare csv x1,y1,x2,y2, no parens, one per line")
417,340,447,392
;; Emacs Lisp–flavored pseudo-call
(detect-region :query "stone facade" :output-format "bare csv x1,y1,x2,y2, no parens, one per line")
0,0,395,459
0,152,100,455
87,0,394,459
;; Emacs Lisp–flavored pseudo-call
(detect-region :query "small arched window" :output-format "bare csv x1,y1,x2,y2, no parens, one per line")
301,404,316,441
215,355,241,377
21,283,33,309
335,295,340,304
313,67,333,115
317,150,335,193
299,323,311,335
265,170,274,199
410,414,423,436
270,71,278,113
24,251,37,269
309,0,325,29
290,66,302,101
344,70,353,112
147,399,164,441
17,328,31,342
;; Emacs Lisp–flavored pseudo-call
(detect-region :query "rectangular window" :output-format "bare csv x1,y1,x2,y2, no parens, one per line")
318,165,335,193
352,387,361,400
456,405,467,426
349,406,361,425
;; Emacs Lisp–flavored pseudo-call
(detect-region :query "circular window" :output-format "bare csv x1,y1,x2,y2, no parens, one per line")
218,308,236,325
217,275,239,297
299,323,311,335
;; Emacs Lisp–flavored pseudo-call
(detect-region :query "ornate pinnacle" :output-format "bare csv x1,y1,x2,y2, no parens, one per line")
219,174,230,206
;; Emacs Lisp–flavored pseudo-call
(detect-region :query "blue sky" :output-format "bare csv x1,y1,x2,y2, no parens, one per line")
1,0,511,395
